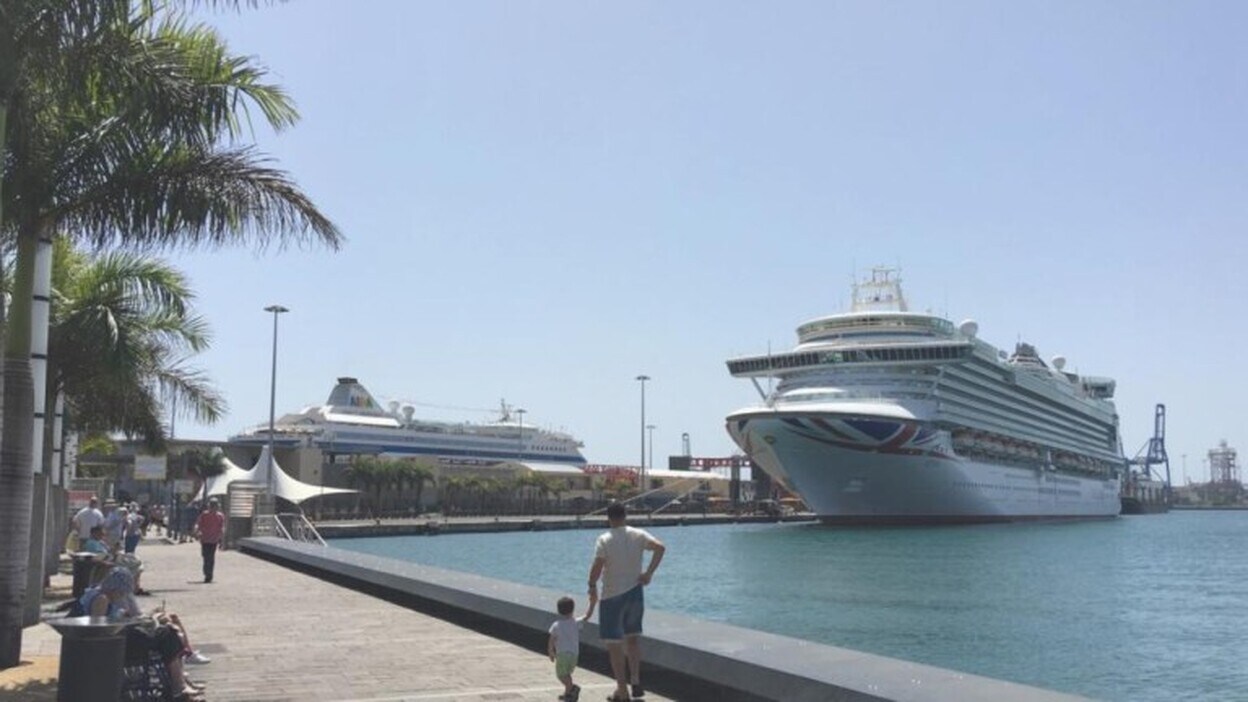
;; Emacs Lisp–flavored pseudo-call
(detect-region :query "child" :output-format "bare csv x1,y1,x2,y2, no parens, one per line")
548,592,597,701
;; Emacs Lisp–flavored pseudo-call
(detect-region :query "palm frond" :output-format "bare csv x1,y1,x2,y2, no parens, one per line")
57,144,342,251
44,242,224,443
154,362,226,424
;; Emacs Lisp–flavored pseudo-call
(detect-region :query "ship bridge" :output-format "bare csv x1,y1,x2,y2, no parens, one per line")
727,342,973,378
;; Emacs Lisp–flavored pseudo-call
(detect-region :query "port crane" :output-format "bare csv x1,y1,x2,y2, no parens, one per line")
1127,404,1171,502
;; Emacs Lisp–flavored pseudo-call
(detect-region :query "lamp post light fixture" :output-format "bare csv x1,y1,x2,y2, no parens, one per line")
635,374,650,489
264,304,289,500
647,424,656,474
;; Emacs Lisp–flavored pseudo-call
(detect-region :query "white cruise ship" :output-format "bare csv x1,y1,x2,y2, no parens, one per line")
725,269,1124,524
231,377,586,465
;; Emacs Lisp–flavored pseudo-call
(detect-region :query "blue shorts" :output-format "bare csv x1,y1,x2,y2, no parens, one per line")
598,584,644,642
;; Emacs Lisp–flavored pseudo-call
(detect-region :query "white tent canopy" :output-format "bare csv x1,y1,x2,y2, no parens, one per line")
201,456,253,499
202,446,355,504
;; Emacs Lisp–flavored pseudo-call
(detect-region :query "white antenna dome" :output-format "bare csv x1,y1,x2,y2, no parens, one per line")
958,319,979,338
388,401,400,414
1052,356,1067,371
402,406,415,421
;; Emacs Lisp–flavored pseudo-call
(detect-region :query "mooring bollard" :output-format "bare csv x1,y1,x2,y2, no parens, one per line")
46,616,132,702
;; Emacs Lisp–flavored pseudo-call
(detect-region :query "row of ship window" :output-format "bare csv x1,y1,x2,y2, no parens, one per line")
333,432,562,452
730,345,969,374
799,316,956,335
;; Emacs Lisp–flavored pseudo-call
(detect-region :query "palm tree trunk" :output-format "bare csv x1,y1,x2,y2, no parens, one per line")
0,364,32,664
0,225,38,667
0,363,33,663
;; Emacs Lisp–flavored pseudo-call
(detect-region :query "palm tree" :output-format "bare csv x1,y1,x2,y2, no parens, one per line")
606,478,634,502
0,1,134,663
549,479,568,513
411,463,436,515
349,456,399,516
463,476,486,514
439,475,466,514
388,460,408,514
374,460,397,515
43,239,225,452
344,458,380,517
532,474,555,514
181,447,227,499
398,461,435,515
513,472,535,514
0,5,341,662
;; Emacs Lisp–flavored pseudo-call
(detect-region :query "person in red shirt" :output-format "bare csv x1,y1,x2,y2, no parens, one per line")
192,499,226,583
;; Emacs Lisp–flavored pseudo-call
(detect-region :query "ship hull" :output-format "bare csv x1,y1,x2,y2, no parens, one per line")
1119,497,1170,515
728,410,1121,524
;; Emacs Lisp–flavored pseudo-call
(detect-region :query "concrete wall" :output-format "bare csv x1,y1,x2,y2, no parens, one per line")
238,538,1088,702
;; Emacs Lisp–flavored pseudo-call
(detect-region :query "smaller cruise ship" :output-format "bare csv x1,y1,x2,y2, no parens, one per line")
231,377,586,464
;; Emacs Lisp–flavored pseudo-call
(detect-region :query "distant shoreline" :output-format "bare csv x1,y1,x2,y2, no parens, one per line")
313,512,817,538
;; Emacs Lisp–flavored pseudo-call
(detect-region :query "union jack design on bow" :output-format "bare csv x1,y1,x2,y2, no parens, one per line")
775,416,953,459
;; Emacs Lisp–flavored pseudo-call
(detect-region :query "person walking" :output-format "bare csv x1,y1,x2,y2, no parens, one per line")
69,496,105,551
102,500,125,550
123,506,144,554
192,499,226,583
588,502,666,701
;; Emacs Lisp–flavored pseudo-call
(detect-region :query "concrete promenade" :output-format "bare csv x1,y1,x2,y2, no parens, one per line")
13,535,676,702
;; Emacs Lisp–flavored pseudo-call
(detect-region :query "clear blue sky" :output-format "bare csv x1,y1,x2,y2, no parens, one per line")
170,1,1247,480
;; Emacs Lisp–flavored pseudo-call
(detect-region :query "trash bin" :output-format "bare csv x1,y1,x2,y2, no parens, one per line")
70,553,102,599
46,615,132,702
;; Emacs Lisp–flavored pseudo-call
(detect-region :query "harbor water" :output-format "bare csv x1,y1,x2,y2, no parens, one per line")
333,510,1248,701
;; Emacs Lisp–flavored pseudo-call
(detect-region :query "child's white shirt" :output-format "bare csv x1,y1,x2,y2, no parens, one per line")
549,617,581,655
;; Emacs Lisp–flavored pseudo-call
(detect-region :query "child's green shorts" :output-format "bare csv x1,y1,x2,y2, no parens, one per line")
555,652,578,678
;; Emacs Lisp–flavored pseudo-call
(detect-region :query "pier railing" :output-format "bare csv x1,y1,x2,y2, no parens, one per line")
266,512,327,546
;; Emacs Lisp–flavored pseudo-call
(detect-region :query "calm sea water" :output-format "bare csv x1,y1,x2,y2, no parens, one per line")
332,511,1248,701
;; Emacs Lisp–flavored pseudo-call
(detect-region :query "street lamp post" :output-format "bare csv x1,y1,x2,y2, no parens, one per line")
647,424,656,474
635,375,650,490
264,305,289,502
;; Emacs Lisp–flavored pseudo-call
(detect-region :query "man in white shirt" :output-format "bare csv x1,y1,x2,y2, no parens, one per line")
71,496,105,542
588,502,666,702
103,500,126,549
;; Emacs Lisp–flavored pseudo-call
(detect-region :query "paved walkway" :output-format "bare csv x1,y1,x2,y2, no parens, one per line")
14,535,676,702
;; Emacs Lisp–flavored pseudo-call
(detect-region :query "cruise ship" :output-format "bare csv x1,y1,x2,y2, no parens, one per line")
231,377,587,465
725,269,1124,524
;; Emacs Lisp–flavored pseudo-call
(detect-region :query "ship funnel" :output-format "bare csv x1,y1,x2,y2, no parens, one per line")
958,320,979,338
